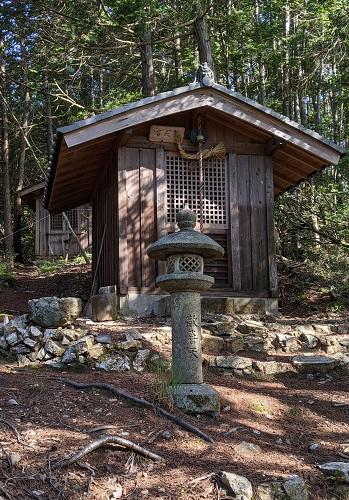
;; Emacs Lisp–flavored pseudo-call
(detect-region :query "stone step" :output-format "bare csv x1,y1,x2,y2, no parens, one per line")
205,352,349,378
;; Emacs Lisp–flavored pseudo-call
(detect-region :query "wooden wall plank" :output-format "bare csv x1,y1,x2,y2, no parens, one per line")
249,155,269,290
265,156,278,296
228,153,241,290
237,155,253,290
140,148,157,287
156,146,167,276
118,147,128,293
125,147,141,288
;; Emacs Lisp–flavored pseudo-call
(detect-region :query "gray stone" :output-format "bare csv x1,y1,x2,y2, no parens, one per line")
6,332,18,345
299,332,318,349
96,354,131,372
116,339,142,351
43,328,63,341
87,344,105,359
12,344,31,355
252,360,292,375
213,355,253,370
237,320,266,335
243,334,271,353
257,481,286,500
133,349,151,372
29,296,82,327
125,330,143,341
95,333,112,344
148,353,171,373
170,383,220,415
74,335,94,354
61,347,77,364
283,475,309,500
235,441,262,455
292,355,339,373
295,325,315,337
220,471,253,500
23,338,37,348
4,315,29,336
225,336,245,353
61,337,70,346
0,337,7,349
17,354,31,366
91,293,118,322
274,333,299,352
45,339,64,356
30,326,42,338
337,324,349,335
201,333,224,352
205,321,237,337
36,347,46,361
319,462,349,483
44,359,63,369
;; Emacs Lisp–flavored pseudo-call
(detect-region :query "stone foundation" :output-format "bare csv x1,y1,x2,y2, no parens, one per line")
89,290,278,320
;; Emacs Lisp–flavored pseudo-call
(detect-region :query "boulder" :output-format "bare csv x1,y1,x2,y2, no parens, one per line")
235,441,262,455
319,462,349,483
212,355,253,370
252,360,292,375
237,320,266,335
201,333,224,352
74,335,94,355
61,347,77,364
87,344,105,359
204,321,237,337
292,355,339,374
4,315,29,336
283,475,309,500
116,340,142,351
29,297,82,327
220,471,253,500
6,333,19,346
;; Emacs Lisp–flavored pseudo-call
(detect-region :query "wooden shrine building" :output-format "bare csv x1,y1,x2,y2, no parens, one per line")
43,71,344,315
20,182,92,258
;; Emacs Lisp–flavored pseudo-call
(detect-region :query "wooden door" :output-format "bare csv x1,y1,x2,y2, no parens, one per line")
121,147,157,290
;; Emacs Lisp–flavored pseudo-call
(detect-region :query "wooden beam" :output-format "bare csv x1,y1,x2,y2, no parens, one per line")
265,157,278,297
265,137,286,156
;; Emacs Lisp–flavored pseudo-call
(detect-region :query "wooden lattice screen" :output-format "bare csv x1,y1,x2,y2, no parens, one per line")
166,153,227,226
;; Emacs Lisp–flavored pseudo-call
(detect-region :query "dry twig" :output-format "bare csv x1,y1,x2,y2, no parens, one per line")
54,378,214,444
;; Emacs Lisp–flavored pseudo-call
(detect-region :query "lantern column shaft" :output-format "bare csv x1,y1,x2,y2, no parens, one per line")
171,291,203,384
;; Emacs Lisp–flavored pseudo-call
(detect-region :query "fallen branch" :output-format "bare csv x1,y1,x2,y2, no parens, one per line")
0,419,21,444
55,378,214,443
51,434,162,469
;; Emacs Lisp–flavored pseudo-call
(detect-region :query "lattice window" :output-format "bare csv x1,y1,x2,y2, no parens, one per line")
66,209,78,230
179,255,201,273
166,257,175,274
50,213,63,231
166,154,226,225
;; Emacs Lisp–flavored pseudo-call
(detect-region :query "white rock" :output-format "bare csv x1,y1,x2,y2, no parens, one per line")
6,333,18,345
96,355,130,372
125,329,143,341
220,471,253,500
45,339,64,356
133,349,151,372
283,475,309,500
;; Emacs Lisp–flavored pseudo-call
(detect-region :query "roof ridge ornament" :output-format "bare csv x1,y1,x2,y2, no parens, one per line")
195,62,215,87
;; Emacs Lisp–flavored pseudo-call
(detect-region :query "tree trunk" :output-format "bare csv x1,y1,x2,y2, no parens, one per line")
0,38,13,266
45,71,54,156
174,34,183,85
14,46,30,262
194,0,214,73
140,28,156,97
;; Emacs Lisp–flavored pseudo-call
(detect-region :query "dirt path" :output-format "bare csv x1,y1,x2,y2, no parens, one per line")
0,362,347,499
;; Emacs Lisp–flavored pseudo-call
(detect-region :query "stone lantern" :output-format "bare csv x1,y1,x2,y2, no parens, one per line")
147,207,224,414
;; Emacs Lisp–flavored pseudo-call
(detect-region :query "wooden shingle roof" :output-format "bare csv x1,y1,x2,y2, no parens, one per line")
44,81,345,212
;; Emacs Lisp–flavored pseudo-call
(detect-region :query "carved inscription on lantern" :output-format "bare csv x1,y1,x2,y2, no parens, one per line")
185,313,200,359
149,125,185,144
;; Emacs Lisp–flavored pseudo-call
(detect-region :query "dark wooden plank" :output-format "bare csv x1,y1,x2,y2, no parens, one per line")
140,148,157,288
249,156,268,290
228,152,241,290
118,147,128,293
125,147,141,288
265,156,278,297
237,155,252,290
156,146,167,277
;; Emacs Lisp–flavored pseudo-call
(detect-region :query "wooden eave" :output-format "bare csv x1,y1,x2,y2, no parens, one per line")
44,83,345,212
19,182,45,210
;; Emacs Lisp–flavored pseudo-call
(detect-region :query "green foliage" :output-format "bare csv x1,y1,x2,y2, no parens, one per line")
0,262,14,287
36,255,92,275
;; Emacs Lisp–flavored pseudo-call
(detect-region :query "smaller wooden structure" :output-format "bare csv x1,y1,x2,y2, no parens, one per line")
20,182,92,258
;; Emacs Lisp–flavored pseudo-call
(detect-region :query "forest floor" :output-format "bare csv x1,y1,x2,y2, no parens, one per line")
0,263,348,499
